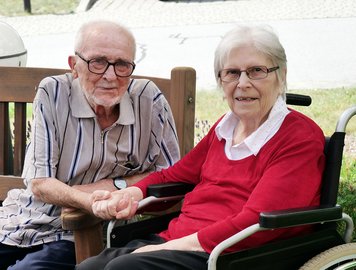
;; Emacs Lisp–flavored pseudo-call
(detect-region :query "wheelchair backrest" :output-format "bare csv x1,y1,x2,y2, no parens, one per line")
285,93,345,207
320,133,345,206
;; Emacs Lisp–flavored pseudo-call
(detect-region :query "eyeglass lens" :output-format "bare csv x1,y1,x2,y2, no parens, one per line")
219,66,279,82
89,58,134,77
75,52,135,77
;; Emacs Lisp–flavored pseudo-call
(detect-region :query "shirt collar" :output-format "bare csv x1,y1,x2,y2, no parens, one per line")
215,95,290,157
215,110,237,141
70,78,135,125
245,96,290,155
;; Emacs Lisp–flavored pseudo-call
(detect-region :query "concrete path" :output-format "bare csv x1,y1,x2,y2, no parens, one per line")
1,0,356,90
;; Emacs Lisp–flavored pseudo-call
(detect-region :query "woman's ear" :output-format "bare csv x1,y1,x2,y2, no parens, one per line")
68,55,78,78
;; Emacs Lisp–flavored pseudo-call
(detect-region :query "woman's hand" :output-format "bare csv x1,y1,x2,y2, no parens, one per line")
132,233,205,253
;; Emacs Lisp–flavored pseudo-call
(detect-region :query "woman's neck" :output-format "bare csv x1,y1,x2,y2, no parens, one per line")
232,115,267,145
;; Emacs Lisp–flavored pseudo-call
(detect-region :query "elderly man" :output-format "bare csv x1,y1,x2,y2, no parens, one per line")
0,20,179,270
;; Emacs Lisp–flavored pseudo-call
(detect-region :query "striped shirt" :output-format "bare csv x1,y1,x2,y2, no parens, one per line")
0,73,180,247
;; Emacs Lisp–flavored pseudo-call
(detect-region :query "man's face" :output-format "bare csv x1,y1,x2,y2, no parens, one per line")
72,28,135,109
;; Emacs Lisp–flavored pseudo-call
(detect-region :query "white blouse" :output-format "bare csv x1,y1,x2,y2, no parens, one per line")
215,96,290,160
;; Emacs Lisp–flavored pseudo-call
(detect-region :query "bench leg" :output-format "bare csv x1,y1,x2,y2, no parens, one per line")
73,223,104,263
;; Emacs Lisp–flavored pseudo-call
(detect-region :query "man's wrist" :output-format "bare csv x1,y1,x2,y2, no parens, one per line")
113,177,127,190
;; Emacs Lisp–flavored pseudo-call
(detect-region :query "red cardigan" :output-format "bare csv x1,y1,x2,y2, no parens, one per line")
134,110,325,254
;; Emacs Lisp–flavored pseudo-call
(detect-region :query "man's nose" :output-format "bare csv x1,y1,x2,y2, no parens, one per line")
103,64,117,80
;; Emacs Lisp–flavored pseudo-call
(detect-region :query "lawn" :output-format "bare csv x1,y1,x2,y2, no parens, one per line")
195,87,356,137
0,0,79,16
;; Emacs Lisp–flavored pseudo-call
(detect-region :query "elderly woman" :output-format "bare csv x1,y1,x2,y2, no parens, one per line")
77,25,325,270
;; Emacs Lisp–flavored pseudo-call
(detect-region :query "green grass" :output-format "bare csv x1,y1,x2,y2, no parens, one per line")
195,87,356,136
0,0,79,16
287,88,356,136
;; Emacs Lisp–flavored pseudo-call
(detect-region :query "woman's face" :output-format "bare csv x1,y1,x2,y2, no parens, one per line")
221,46,282,125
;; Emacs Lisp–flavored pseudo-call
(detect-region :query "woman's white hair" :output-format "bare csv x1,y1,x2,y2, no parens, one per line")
214,24,287,98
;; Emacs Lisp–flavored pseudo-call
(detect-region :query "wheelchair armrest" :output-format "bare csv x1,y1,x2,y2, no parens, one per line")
146,182,195,197
259,204,342,229
135,183,194,213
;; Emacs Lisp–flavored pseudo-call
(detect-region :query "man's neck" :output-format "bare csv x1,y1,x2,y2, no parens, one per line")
95,105,120,130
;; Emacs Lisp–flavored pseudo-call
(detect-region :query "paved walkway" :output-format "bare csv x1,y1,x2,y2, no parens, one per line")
3,0,356,36
1,0,356,90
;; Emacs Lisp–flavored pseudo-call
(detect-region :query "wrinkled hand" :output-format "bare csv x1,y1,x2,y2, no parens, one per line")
132,243,168,254
132,233,205,254
91,190,139,220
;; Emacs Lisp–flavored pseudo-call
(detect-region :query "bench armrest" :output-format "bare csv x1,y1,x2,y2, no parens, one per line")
61,210,103,263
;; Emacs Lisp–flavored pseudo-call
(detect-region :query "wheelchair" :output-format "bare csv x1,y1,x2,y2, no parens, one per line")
106,96,356,270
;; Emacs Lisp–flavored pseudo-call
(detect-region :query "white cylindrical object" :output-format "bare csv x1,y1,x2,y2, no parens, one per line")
0,21,27,67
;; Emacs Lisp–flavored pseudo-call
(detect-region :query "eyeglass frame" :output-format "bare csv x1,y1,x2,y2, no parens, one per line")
75,52,136,77
218,66,279,82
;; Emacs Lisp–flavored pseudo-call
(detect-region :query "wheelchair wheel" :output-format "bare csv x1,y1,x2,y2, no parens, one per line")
299,243,356,270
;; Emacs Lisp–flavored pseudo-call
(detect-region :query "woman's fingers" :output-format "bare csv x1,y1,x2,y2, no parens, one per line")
116,194,138,219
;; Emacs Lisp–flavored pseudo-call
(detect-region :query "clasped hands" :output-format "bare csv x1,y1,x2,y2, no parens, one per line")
89,187,205,253
91,187,141,220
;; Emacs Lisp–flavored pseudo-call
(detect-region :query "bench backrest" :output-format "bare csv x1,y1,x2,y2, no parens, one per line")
0,66,196,200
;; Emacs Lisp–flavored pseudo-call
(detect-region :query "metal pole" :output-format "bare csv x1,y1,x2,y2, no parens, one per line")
23,0,31,13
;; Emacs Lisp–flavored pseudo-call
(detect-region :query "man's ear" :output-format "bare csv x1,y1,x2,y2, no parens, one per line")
68,55,78,78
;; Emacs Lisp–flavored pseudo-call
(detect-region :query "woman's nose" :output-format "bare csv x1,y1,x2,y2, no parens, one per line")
237,71,251,87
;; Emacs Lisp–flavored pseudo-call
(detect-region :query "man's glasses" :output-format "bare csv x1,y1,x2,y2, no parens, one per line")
75,52,135,77
218,66,279,82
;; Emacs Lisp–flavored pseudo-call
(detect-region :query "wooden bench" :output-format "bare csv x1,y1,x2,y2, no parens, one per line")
0,67,69,200
0,65,196,262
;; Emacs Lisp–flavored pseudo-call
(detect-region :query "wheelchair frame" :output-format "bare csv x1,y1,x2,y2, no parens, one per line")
106,102,356,270
208,105,356,270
